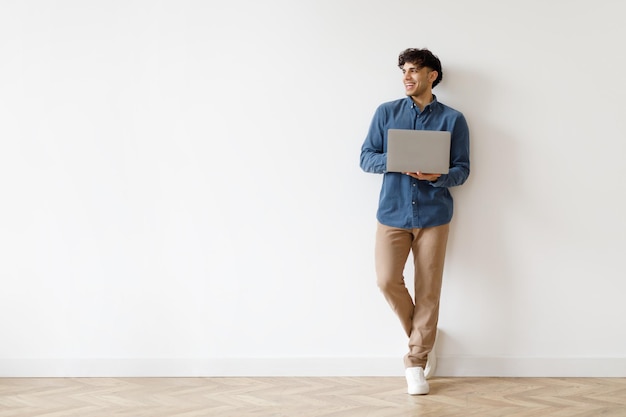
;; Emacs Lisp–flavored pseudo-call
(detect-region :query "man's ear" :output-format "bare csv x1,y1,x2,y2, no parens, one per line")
428,70,439,84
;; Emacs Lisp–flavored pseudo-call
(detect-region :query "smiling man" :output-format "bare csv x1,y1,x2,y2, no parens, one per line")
360,48,470,395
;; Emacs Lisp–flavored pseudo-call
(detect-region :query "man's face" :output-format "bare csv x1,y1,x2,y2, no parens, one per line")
402,62,436,98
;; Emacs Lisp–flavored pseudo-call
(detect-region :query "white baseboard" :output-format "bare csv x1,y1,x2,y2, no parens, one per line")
437,356,626,377
1,357,625,378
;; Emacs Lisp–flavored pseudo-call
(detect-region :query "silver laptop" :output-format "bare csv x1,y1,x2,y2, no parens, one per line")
386,129,451,174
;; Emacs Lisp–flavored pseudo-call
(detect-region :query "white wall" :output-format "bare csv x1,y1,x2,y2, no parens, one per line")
1,0,625,377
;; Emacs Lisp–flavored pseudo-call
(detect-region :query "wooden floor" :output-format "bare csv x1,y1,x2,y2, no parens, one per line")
1,377,625,417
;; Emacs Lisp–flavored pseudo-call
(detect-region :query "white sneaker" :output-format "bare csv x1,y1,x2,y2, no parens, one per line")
405,367,429,395
424,329,439,379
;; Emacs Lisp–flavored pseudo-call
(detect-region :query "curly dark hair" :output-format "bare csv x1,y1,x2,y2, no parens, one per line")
398,48,443,88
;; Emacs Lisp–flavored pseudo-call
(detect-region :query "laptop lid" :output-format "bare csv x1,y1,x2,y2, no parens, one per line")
386,129,451,174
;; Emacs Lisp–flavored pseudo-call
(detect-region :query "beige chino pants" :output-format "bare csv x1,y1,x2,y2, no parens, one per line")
375,221,449,368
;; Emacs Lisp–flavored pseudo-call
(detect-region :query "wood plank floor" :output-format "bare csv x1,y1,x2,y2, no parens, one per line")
1,377,626,417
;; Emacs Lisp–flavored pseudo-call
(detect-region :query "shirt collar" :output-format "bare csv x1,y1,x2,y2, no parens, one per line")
407,94,439,112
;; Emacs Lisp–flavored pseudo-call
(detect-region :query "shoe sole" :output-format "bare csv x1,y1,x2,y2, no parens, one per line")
407,385,429,395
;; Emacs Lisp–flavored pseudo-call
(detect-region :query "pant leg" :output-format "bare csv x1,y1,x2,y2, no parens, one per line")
375,222,414,337
404,223,450,368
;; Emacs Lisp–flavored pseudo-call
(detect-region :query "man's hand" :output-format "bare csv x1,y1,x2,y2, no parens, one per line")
404,172,441,182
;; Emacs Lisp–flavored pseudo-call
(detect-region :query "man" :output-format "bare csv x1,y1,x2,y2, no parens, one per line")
360,48,470,395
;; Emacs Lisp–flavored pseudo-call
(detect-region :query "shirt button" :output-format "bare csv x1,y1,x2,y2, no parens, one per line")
412,201,415,205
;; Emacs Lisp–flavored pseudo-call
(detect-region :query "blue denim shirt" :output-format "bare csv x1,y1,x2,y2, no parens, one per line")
360,96,470,229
